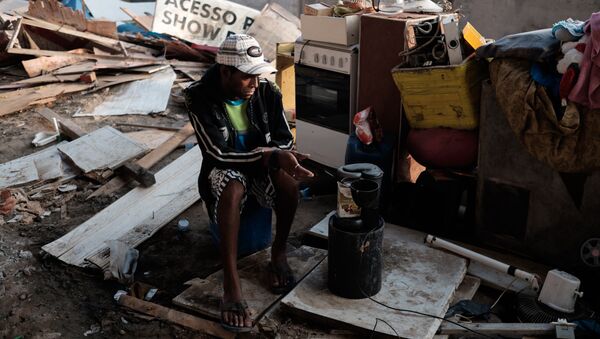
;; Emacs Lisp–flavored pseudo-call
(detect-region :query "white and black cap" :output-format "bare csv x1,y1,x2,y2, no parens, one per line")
215,34,277,75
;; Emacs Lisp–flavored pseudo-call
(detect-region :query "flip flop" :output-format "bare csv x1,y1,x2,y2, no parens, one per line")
220,300,253,333
267,261,296,294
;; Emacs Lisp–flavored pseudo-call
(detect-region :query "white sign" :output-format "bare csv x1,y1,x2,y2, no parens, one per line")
152,0,260,46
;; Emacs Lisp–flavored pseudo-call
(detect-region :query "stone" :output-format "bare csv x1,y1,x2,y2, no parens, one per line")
19,293,27,300
18,250,33,259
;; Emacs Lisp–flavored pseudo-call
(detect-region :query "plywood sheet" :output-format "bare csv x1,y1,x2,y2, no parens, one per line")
0,142,78,189
57,126,147,173
282,225,468,338
42,147,202,268
74,67,176,116
173,246,327,324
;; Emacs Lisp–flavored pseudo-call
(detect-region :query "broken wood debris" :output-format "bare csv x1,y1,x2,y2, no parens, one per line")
115,292,235,339
88,123,195,199
41,146,202,268
173,246,327,325
56,126,148,173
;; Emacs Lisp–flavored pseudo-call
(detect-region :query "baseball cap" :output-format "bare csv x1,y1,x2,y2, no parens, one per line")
215,34,277,75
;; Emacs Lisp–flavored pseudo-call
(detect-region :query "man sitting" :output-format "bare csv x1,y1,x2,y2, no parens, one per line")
184,34,314,332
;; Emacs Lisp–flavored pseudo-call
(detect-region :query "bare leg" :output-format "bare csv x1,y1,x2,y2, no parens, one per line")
217,180,252,328
270,169,299,288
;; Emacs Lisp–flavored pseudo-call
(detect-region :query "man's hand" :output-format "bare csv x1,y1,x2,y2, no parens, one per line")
278,151,314,179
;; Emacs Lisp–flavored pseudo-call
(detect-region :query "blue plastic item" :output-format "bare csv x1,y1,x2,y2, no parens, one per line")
61,0,92,18
209,196,272,257
345,133,394,181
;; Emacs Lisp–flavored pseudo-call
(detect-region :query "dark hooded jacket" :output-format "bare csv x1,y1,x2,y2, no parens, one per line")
184,64,293,206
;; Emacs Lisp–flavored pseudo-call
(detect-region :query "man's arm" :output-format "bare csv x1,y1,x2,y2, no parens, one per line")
264,81,294,150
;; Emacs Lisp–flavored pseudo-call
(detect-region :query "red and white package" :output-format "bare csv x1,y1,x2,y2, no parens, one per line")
353,106,373,145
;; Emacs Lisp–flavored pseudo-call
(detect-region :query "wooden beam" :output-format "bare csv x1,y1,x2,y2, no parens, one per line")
438,323,555,337
117,162,155,187
20,15,152,53
8,46,209,68
21,48,88,77
5,17,22,52
115,122,180,132
87,123,195,199
38,107,87,139
115,294,234,339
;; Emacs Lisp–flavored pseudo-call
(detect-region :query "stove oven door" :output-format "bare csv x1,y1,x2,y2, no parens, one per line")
295,64,351,134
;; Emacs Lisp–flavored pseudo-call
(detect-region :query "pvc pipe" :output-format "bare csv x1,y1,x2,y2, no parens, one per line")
425,235,540,291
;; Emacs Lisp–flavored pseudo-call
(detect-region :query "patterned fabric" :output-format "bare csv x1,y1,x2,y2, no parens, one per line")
215,34,277,75
208,168,276,224
490,58,600,173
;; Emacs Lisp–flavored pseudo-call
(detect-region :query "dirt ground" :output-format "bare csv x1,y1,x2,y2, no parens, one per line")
0,65,340,338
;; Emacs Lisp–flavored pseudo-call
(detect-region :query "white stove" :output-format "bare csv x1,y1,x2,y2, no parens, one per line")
294,39,359,168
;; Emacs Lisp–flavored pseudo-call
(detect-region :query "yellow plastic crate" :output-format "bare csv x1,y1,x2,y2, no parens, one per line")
391,57,488,130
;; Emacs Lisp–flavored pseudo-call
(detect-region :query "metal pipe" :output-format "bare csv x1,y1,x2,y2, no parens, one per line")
425,235,540,291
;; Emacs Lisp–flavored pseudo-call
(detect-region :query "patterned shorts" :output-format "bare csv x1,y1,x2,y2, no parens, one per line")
208,168,276,223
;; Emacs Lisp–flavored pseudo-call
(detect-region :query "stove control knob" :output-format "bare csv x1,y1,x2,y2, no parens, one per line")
330,56,335,66
313,53,319,63
321,54,327,64
338,57,344,68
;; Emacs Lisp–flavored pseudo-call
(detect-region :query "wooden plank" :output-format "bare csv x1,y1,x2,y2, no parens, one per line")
116,294,234,339
8,46,208,69
27,0,87,31
120,7,152,31
87,123,195,199
20,15,153,53
37,107,87,139
75,67,176,116
89,73,152,93
450,275,481,304
51,61,96,75
281,225,468,338
23,29,39,49
117,162,156,187
119,123,180,132
57,126,148,173
42,146,202,267
245,3,301,62
0,82,94,117
5,17,22,52
0,142,78,189
172,246,327,324
438,323,555,336
0,73,82,89
125,130,175,149
85,20,118,40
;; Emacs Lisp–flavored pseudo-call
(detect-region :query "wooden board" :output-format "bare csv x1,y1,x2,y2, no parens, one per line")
0,82,94,117
37,107,87,140
42,146,202,268
245,3,301,62
120,7,152,31
282,225,468,338
125,130,175,150
57,126,147,173
21,48,87,77
75,67,176,116
87,123,195,199
173,246,327,324
0,142,78,189
0,73,83,90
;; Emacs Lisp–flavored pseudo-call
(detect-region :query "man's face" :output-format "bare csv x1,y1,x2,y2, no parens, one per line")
221,66,259,100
